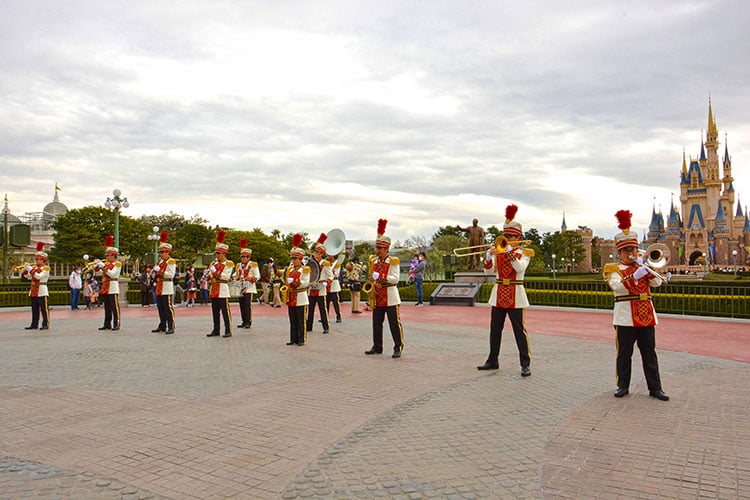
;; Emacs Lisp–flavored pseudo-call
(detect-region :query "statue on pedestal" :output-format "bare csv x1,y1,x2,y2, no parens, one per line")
457,219,485,271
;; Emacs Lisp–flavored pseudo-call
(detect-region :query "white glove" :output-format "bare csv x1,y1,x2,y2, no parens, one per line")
210,265,217,273
485,249,492,260
505,244,513,253
96,262,104,268
633,266,649,279
153,265,161,272
287,277,294,284
371,272,380,280
636,256,644,265
25,265,32,272
666,271,672,281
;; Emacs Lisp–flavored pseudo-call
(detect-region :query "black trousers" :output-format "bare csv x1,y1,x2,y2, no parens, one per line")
102,293,120,329
615,325,663,391
326,292,341,320
238,293,253,326
372,305,404,352
30,296,49,328
486,307,531,367
306,295,329,331
211,297,231,334
156,294,175,330
288,305,307,344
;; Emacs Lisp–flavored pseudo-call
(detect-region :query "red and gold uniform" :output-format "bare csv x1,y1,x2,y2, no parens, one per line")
23,242,50,330
286,234,311,345
604,210,668,401
307,233,333,334
207,230,234,337
98,236,122,331
235,238,261,329
477,205,532,376
365,219,404,358
153,232,176,334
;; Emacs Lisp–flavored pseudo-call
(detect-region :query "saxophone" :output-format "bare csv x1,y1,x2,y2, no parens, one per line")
279,265,291,304
361,255,377,308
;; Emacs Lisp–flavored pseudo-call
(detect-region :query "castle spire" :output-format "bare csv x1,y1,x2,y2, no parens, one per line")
707,95,718,139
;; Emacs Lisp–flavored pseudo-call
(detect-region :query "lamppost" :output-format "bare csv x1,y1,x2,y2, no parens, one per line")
702,252,707,274
552,253,556,279
572,258,576,273
561,257,565,272
104,189,129,250
147,226,160,265
732,250,738,278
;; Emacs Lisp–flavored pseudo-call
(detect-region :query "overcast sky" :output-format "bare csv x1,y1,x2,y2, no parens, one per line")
1,0,749,244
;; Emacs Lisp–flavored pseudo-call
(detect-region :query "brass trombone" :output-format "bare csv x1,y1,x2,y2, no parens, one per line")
13,263,33,272
453,236,532,257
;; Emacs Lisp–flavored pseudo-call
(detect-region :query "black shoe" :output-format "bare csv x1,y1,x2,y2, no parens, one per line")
297,342,304,346
477,361,499,371
237,324,247,328
286,341,296,345
152,328,165,333
112,326,120,331
244,323,252,329
649,390,669,401
40,326,49,330
24,326,38,330
336,318,342,323
222,332,232,337
165,329,174,334
207,332,220,337
322,330,329,334
98,326,110,331
392,349,402,359
521,366,531,377
365,347,383,355
614,387,629,398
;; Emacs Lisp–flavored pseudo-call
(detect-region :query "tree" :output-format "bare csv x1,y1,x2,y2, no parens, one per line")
429,234,465,280
486,225,502,244
50,206,150,264
138,212,208,233
432,225,464,241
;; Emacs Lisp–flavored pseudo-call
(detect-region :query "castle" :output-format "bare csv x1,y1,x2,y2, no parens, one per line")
645,100,750,270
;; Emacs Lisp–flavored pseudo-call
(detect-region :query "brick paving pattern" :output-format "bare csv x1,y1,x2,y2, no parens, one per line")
0,303,747,499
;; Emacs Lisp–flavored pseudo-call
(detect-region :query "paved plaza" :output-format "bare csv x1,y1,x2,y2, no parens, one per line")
0,302,748,499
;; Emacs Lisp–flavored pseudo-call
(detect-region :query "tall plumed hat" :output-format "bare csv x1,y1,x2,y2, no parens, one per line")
290,233,305,258
502,204,522,237
214,230,229,254
34,241,48,260
614,210,639,250
158,231,172,252
375,219,391,248
104,235,118,256
239,238,252,256
314,232,328,254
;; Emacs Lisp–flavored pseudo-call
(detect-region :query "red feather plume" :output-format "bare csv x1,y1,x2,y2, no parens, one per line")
377,219,388,236
216,230,227,243
292,233,303,248
160,231,169,243
505,204,518,223
615,210,632,232
105,235,114,247
36,242,45,252
316,232,327,244
239,238,248,248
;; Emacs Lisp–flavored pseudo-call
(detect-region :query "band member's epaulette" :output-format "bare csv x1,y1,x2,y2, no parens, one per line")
302,266,312,273
167,258,176,264
114,261,122,267
522,248,535,257
225,260,234,267
42,266,51,271
250,262,258,268
389,256,400,265
322,261,331,267
602,263,620,279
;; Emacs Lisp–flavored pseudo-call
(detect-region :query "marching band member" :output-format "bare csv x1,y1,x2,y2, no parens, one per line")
98,235,122,331
235,238,260,329
345,256,365,313
207,230,234,338
286,234,311,346
477,204,533,376
326,254,343,323
603,210,669,401
23,242,50,331
306,233,333,334
364,219,405,358
151,232,176,334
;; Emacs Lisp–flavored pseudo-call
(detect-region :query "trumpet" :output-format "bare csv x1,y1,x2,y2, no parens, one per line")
13,263,33,272
83,259,103,273
453,236,532,257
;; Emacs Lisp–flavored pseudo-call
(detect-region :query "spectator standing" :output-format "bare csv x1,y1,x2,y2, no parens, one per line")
68,265,82,310
413,252,427,306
